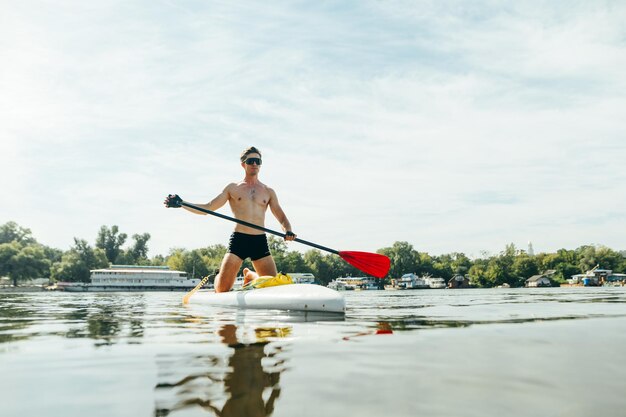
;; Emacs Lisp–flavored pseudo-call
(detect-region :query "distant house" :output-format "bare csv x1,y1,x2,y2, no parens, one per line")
525,274,551,288
607,273,626,285
448,274,471,289
570,266,626,286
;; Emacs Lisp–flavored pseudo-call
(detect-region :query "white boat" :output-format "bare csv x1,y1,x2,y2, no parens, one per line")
289,273,316,284
398,273,429,289
327,280,355,291
59,265,203,292
363,282,379,290
232,275,245,291
426,276,446,289
328,276,378,291
188,284,345,313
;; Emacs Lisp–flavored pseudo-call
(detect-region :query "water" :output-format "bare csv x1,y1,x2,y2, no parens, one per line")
2,287,626,417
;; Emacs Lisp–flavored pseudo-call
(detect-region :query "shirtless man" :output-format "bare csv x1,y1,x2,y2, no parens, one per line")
164,146,296,292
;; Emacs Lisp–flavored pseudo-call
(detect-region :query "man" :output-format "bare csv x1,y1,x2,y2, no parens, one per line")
164,146,296,292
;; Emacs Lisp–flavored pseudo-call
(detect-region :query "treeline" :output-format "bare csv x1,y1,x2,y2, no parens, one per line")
0,222,153,286
1,221,624,287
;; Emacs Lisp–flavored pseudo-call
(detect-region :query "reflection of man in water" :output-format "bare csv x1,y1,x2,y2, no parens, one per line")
218,324,283,417
154,324,288,417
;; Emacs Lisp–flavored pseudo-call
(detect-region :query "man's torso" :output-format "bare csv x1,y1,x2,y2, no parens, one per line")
227,181,271,234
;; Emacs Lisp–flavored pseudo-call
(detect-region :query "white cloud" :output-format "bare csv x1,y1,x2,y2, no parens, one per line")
1,1,625,257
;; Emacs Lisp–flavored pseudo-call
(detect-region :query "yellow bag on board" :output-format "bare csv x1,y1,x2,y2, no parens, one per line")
242,273,293,290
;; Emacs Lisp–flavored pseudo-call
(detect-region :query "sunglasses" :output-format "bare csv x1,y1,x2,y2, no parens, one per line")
244,157,262,165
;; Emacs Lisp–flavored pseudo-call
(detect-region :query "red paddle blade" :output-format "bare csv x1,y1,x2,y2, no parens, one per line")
338,251,391,278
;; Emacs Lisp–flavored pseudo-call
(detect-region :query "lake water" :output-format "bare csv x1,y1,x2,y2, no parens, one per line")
2,287,626,417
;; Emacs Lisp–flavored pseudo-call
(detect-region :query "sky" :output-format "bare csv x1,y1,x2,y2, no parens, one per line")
1,0,625,259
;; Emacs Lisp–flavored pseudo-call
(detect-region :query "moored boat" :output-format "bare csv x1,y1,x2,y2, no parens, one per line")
58,265,203,292
426,276,446,289
328,276,378,291
328,279,355,291
398,273,429,289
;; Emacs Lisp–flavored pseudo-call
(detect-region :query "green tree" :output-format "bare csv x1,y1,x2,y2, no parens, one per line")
619,251,626,273
417,252,436,276
429,252,473,282
51,239,109,282
303,250,335,284
577,245,599,273
42,245,64,266
11,245,51,286
129,233,151,264
278,251,309,274
431,254,452,279
378,241,420,279
150,254,167,266
197,244,228,262
0,221,36,245
115,233,153,265
538,249,579,281
267,236,288,264
551,263,578,284
0,242,21,282
95,225,127,264
480,244,518,287
166,248,211,279
593,246,623,271
325,253,360,280
451,253,472,276
574,245,622,273
199,244,228,273
468,258,489,287
0,242,51,286
165,248,186,272
484,258,505,287
511,253,539,287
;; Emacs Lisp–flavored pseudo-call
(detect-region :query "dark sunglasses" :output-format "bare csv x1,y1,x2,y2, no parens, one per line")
244,157,262,165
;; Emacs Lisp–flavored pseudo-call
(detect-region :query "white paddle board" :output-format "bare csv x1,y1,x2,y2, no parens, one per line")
188,284,345,313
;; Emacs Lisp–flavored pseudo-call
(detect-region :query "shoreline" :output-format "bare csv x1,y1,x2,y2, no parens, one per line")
0,286,48,293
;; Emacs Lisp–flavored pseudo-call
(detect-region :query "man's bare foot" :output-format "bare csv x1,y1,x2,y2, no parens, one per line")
243,268,259,286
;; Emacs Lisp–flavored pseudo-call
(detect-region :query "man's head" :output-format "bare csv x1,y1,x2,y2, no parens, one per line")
240,146,262,163
240,146,262,174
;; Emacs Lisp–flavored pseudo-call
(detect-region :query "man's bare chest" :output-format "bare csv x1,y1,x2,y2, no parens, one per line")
230,185,270,206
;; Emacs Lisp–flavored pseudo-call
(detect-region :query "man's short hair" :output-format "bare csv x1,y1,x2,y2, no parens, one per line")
240,146,262,162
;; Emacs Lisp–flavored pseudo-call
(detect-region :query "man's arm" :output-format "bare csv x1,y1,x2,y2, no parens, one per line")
182,184,232,215
268,188,296,240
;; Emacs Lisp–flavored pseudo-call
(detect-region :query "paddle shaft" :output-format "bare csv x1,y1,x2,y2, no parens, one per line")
180,201,340,255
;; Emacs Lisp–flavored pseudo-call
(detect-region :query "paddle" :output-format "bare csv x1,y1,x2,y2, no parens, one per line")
175,200,390,278
182,274,212,304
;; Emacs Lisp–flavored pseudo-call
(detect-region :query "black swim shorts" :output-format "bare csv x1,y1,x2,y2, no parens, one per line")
227,232,271,261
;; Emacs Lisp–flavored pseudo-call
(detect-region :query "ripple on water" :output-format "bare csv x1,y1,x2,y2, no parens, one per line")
1,288,626,417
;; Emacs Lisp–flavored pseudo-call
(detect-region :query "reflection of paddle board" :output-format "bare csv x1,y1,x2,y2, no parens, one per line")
188,284,345,313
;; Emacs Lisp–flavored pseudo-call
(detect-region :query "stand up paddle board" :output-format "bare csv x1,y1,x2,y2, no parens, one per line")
188,284,345,313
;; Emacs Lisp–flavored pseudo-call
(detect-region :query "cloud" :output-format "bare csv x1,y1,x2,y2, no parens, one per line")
1,1,625,257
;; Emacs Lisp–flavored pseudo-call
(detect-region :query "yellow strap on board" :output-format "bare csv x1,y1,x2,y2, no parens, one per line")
242,273,293,290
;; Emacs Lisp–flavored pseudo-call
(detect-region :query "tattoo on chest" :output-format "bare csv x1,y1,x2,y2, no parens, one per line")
234,185,267,204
